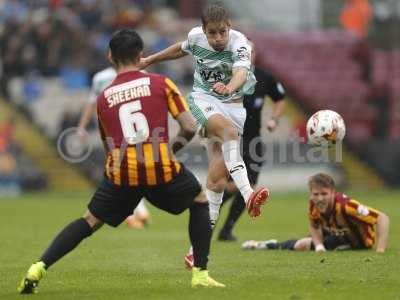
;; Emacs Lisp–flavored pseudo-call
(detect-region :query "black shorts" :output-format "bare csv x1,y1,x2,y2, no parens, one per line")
310,235,349,251
310,231,364,251
88,165,202,227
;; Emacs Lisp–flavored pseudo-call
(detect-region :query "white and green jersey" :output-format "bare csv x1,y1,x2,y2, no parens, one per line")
88,67,117,104
181,26,256,102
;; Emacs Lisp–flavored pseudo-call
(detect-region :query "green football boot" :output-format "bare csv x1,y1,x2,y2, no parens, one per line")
191,267,225,288
17,261,46,294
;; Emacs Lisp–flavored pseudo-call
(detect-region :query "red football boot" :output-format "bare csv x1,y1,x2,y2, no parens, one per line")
246,187,270,218
184,252,194,270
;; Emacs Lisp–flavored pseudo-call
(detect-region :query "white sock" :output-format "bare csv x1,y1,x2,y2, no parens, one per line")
187,189,222,257
206,188,223,225
221,140,253,202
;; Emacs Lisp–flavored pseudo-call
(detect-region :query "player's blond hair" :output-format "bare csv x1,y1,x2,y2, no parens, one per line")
308,173,335,190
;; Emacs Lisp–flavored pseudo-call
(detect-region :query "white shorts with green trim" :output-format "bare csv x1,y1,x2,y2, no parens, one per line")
188,92,246,134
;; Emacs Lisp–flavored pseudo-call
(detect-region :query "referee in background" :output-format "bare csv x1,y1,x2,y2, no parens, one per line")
218,54,286,241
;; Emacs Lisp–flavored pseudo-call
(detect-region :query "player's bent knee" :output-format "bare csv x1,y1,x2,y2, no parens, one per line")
207,171,228,192
207,115,239,141
83,211,104,231
294,238,313,251
224,126,239,141
190,200,210,214
194,190,208,204
216,126,239,141
207,178,227,193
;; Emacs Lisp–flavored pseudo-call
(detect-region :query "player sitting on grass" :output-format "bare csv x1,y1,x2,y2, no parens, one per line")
242,173,390,253
17,29,225,295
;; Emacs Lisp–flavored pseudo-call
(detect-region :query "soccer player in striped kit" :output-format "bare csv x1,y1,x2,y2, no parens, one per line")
77,66,151,229
242,173,390,253
18,29,225,294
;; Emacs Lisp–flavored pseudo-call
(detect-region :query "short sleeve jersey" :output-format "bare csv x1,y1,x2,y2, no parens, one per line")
97,71,189,187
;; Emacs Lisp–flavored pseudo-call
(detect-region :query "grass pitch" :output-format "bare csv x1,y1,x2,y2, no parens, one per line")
0,189,399,300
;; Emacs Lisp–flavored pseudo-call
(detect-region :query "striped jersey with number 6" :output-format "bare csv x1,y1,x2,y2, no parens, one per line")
96,71,189,186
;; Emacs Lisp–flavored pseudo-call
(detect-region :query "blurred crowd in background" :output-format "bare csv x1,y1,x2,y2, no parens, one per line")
0,0,200,194
0,117,19,196
0,117,47,196
0,0,195,101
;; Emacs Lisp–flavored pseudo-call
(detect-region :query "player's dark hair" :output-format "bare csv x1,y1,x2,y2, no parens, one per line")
308,173,335,190
201,2,230,26
109,29,143,66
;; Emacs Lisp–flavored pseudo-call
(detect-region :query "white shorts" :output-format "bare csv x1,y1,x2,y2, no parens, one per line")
188,92,246,134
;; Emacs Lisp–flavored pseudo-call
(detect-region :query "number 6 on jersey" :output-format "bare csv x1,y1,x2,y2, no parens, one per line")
119,100,149,145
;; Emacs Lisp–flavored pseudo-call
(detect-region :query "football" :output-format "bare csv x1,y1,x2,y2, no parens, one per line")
306,110,346,146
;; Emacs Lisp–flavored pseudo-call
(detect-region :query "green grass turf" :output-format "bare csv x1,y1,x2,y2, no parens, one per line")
0,189,399,300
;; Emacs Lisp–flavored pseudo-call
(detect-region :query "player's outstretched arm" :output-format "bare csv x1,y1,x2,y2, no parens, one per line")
375,212,390,253
140,42,188,69
171,111,197,154
309,222,326,252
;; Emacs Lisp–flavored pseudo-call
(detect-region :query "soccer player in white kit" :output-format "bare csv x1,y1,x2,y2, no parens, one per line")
141,4,269,224
141,4,270,267
77,67,150,228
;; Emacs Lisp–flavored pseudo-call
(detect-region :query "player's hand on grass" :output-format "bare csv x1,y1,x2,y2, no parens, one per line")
376,248,385,253
212,82,232,96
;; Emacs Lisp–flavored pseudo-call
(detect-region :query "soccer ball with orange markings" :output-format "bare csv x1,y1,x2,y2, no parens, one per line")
306,110,346,146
